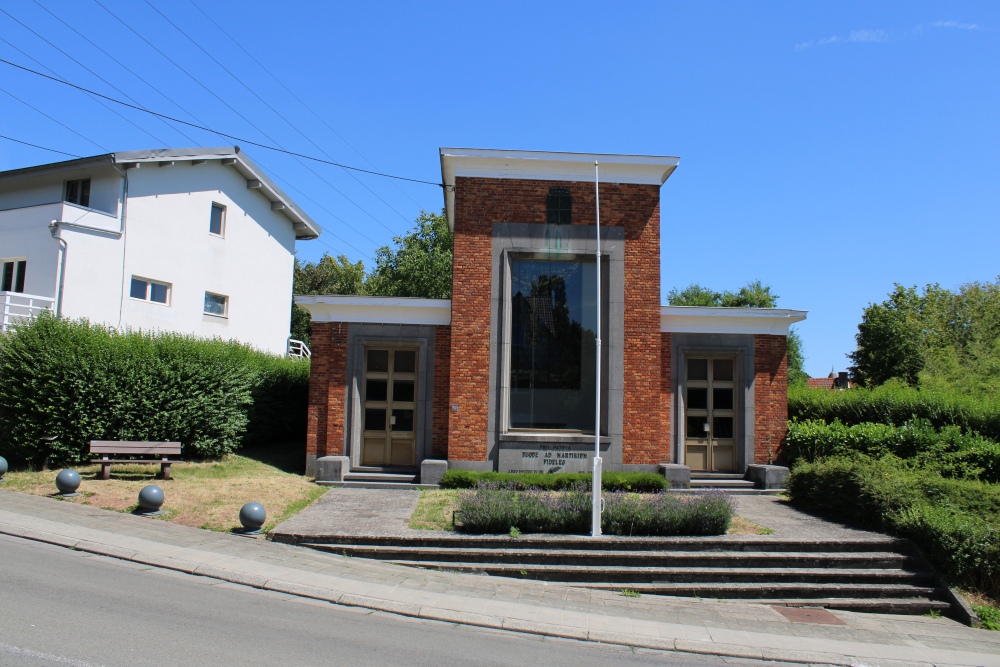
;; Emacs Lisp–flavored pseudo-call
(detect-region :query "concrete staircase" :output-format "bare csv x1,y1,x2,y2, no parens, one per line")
321,471,429,490
279,534,953,616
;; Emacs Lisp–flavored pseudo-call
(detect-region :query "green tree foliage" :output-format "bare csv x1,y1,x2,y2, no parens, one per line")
366,211,453,298
667,280,807,385
290,254,366,346
849,278,1000,393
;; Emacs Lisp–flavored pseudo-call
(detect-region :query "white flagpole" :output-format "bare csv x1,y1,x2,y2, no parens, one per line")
592,161,603,538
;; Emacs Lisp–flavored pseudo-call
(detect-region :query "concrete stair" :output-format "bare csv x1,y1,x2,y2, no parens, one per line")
280,534,954,616
689,473,757,490
318,471,435,490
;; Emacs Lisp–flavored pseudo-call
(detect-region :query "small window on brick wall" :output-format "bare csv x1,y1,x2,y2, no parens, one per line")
546,187,572,225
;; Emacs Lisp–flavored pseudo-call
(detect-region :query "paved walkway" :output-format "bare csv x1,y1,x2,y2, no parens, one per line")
1,489,998,666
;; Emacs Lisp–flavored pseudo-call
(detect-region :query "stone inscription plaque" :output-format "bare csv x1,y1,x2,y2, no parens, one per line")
498,442,596,474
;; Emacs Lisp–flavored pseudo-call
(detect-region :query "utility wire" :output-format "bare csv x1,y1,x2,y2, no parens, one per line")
149,0,413,225
0,133,82,158
28,0,202,146
0,84,109,152
0,27,169,147
188,0,424,209
0,54,442,188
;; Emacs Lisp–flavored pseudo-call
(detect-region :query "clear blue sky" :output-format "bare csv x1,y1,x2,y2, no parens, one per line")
2,1,998,376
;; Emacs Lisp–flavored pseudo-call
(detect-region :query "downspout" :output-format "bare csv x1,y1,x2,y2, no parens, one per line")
47,221,67,317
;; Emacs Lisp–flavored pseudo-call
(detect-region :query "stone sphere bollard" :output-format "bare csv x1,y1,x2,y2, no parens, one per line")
55,469,81,496
136,485,164,516
0,455,8,482
239,502,266,534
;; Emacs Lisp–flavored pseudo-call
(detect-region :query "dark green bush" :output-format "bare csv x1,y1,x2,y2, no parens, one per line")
0,315,308,466
787,457,1000,596
789,382,1000,441
786,418,1000,482
440,469,667,493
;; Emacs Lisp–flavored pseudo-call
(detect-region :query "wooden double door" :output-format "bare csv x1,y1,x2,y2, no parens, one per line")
361,347,418,468
683,357,737,472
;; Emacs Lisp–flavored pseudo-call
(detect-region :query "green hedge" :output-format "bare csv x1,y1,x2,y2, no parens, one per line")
786,418,1000,482
789,382,1000,441
0,315,308,466
786,457,1000,596
440,469,667,493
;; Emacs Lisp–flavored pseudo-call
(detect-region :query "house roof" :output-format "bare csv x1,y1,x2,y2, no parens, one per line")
660,306,807,335
439,148,681,231
0,146,321,239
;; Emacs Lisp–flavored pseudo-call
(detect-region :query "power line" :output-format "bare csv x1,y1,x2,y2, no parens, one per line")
188,0,424,210
0,133,82,158
0,55,442,187
0,84,109,152
148,0,413,225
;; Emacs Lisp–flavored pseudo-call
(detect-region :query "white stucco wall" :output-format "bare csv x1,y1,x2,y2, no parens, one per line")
0,202,62,298
0,165,122,214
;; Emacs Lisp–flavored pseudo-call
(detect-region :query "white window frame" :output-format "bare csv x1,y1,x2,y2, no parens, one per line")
209,202,226,237
1,258,28,293
129,276,171,305
204,291,229,318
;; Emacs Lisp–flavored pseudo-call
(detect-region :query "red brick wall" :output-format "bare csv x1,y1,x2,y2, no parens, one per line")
448,176,663,463
753,334,788,464
660,332,672,462
432,325,451,459
306,322,349,461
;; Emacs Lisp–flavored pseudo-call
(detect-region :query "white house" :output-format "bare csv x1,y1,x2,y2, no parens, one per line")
0,147,320,355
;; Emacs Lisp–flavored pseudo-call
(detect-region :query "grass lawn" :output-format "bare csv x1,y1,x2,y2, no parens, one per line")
408,489,773,535
1,449,325,534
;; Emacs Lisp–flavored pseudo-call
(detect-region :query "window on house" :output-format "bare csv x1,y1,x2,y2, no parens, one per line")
209,203,226,236
129,277,170,304
546,187,572,225
507,257,606,432
204,291,228,317
1,259,27,293
65,179,91,207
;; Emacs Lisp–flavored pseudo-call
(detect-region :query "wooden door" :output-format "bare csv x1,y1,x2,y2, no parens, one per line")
360,347,418,468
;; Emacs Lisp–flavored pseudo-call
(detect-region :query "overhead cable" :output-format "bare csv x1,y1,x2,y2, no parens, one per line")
0,133,83,157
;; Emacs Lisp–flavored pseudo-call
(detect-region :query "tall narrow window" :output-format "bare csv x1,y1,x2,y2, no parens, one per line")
209,203,226,236
65,178,91,207
546,187,572,225
129,276,170,304
204,291,228,317
1,259,27,293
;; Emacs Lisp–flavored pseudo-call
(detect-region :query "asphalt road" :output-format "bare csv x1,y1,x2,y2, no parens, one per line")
0,533,790,667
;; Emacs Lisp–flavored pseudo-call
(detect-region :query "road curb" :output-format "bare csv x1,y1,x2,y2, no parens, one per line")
0,522,958,667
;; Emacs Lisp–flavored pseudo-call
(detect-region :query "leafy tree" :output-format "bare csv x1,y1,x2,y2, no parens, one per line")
366,211,453,298
667,284,720,306
290,254,366,346
848,285,924,387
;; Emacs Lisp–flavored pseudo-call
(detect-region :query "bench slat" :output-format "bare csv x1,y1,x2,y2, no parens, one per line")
90,459,184,465
89,441,181,455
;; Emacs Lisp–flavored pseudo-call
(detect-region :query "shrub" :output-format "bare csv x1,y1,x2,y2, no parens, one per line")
787,457,1000,596
0,315,308,466
454,483,733,536
785,418,1000,482
439,470,667,493
789,382,1000,441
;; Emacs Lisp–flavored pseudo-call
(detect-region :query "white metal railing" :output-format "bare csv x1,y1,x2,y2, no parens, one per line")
0,292,55,332
287,338,311,359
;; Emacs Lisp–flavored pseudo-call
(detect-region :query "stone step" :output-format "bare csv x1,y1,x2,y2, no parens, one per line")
761,598,951,615
385,559,922,582
690,479,756,489
579,582,942,599
343,472,418,483
317,480,437,490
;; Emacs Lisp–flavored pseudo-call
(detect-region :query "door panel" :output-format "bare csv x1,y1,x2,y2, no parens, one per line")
684,357,738,473
361,347,417,468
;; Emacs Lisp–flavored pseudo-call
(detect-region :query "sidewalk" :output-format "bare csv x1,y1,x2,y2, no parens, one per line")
1,488,998,667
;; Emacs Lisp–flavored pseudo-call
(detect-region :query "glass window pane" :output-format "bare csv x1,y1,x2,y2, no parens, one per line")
1,262,12,292
394,350,416,373
713,417,734,439
367,349,388,373
149,282,168,304
687,416,708,437
130,278,147,300
14,260,26,293
713,387,734,410
687,359,708,381
391,409,413,432
365,379,387,402
210,204,225,235
687,388,707,410
714,359,734,382
392,380,414,403
509,258,601,431
79,179,90,207
204,292,226,316
364,408,386,431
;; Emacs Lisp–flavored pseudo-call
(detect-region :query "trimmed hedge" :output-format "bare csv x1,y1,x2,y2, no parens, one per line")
0,315,308,466
440,469,667,493
786,457,1000,596
789,382,1000,441
455,484,733,536
786,418,1000,483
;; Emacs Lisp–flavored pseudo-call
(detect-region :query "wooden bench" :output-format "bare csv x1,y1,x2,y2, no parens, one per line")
89,441,182,480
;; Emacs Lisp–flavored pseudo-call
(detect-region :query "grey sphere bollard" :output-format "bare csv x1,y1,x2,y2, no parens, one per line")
136,485,164,516
55,469,81,496
238,502,266,535
0,455,7,482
